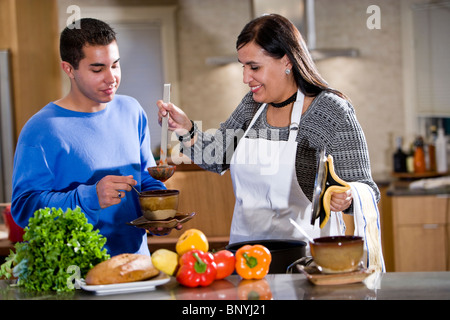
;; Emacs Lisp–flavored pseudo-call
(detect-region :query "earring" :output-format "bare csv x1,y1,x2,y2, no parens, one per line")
285,69,291,75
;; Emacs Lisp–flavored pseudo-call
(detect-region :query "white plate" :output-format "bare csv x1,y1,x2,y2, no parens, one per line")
78,272,170,295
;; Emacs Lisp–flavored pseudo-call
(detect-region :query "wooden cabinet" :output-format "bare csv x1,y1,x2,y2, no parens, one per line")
0,0,61,141
392,195,449,271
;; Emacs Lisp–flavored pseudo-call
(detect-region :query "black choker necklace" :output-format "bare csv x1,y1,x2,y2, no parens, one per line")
270,92,297,108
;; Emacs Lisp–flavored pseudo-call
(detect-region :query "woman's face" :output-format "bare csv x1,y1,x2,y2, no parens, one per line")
238,41,294,104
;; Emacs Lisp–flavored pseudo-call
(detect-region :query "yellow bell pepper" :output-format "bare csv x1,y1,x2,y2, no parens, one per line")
176,229,209,255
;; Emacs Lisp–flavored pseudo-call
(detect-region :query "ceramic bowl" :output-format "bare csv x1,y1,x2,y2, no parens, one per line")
310,236,364,274
138,189,179,220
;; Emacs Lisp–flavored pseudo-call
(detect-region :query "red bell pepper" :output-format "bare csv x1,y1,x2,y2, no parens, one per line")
176,250,217,287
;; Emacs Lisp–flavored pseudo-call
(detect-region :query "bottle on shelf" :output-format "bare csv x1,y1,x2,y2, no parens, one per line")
427,125,437,172
406,142,415,173
436,127,448,173
413,136,426,174
393,136,407,173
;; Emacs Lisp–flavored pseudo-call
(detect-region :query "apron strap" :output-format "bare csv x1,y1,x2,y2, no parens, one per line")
243,103,266,137
289,90,304,141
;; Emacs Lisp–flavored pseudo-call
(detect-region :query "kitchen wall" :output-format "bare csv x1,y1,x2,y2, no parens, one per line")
176,0,250,132
55,0,419,177
314,0,404,176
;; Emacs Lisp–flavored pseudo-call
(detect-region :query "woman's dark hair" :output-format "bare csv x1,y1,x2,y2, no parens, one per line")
60,18,117,69
236,14,347,100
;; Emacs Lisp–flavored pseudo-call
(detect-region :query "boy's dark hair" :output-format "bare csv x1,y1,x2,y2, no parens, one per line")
60,18,117,69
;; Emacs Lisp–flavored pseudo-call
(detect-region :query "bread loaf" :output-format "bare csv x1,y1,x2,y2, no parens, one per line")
85,253,159,285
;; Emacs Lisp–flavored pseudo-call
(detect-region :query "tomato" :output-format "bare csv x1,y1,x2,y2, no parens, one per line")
213,250,235,280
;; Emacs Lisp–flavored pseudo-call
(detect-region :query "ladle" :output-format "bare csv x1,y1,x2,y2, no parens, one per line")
289,218,315,244
147,83,176,182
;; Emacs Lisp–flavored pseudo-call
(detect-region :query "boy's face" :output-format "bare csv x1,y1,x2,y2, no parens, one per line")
71,40,121,105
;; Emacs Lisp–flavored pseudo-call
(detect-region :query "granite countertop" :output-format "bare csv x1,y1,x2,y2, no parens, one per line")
1,272,450,301
386,176,450,196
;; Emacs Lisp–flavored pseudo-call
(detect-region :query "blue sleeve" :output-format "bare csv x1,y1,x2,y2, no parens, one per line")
141,171,166,191
11,144,101,228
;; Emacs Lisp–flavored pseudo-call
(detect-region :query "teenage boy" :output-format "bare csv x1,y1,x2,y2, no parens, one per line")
11,18,167,256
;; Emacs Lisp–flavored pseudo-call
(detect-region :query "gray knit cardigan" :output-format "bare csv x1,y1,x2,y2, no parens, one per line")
184,90,380,204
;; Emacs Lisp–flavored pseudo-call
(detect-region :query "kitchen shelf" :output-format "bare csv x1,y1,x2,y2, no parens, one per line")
390,171,448,180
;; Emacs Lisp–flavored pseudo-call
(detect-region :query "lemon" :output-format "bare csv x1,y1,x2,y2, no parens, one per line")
151,249,179,276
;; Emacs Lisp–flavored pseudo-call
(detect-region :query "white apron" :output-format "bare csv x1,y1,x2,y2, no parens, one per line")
229,90,343,253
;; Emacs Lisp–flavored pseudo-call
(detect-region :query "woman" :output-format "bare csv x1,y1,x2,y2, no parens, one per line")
157,14,379,248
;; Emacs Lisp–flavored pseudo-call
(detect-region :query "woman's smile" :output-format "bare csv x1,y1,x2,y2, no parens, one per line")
250,84,262,93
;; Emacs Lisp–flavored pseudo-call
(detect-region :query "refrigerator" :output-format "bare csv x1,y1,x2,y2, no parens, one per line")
0,50,15,204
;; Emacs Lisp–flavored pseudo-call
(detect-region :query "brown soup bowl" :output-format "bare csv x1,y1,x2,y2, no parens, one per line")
310,236,364,273
138,189,179,220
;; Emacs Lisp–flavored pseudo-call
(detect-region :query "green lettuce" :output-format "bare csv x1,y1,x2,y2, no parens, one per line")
0,207,110,291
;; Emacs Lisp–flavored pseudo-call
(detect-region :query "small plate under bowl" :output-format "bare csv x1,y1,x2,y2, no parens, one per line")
297,264,373,286
127,212,196,230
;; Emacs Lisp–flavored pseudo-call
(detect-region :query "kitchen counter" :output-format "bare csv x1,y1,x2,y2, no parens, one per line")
386,178,450,196
1,272,449,301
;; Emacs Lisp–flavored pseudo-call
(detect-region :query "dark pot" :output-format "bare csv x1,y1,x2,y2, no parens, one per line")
226,239,306,274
